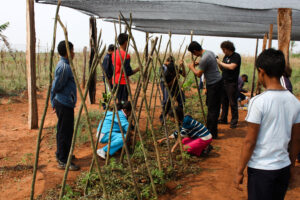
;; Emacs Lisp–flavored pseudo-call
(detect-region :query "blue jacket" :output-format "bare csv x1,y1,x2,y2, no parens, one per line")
97,110,129,136
51,57,77,108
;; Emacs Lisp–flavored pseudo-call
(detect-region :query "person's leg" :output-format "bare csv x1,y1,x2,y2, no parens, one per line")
220,83,229,123
184,138,212,157
248,167,276,200
206,81,222,139
55,103,74,163
274,166,290,200
227,82,239,127
103,133,124,155
176,87,185,108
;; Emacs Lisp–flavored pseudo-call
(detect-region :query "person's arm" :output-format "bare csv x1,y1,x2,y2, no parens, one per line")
217,59,238,70
171,138,180,153
188,62,204,78
52,64,70,93
124,58,139,76
235,122,260,190
157,135,175,144
289,123,300,188
179,60,186,77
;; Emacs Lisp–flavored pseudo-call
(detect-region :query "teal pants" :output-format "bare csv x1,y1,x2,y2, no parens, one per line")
100,132,125,155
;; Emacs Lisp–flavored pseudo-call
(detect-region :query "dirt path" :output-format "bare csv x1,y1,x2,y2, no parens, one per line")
0,84,299,200
160,108,300,200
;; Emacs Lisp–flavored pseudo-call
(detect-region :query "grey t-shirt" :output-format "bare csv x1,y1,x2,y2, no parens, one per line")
198,50,222,86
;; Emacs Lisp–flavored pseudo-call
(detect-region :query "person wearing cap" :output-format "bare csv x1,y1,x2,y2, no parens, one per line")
101,44,115,109
238,74,248,107
217,41,241,129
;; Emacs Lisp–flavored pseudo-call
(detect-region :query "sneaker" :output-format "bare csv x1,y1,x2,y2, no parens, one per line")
203,144,213,155
97,148,106,159
56,154,76,162
57,160,80,171
218,120,228,124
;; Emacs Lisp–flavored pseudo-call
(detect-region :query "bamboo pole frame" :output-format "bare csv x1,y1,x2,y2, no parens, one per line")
30,1,61,199
250,38,259,98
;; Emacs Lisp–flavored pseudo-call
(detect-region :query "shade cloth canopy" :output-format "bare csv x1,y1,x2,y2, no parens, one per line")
36,0,300,40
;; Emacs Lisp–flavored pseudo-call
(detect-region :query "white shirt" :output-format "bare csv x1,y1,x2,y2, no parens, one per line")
246,90,300,170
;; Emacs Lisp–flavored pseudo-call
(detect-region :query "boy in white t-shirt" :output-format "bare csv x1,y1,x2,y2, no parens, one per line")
235,49,300,200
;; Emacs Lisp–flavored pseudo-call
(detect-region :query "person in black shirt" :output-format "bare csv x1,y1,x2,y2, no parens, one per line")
217,41,241,128
101,44,115,109
160,56,186,124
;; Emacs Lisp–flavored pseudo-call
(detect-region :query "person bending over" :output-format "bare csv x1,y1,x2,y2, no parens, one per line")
235,49,300,200
188,41,222,139
96,101,132,159
160,56,186,124
158,107,213,157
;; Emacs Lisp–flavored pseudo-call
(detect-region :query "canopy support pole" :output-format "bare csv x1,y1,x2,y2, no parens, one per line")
88,16,97,104
268,24,273,48
26,0,38,129
251,38,259,98
277,8,292,71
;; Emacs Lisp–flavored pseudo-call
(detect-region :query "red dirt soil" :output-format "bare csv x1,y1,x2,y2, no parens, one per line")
0,83,299,200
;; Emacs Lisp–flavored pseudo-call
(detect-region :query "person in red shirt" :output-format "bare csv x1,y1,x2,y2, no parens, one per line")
112,33,140,103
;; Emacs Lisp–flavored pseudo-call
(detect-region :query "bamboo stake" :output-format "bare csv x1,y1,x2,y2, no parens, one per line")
85,19,141,199
119,13,158,197
58,17,108,200
30,1,61,199
268,24,273,49
256,33,268,95
251,38,259,98
153,38,185,164
81,46,87,88
190,31,207,124
116,29,162,171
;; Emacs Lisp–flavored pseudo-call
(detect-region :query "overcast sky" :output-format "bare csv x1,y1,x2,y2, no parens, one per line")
1,0,300,56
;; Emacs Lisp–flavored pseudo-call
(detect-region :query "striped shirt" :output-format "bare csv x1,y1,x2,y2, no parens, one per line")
173,115,210,139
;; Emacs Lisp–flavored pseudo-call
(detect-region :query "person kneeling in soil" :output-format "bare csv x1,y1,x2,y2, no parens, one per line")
157,107,213,156
96,102,132,159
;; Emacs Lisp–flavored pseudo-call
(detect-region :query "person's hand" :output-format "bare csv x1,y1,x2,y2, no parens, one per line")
188,63,195,70
52,107,56,113
179,60,184,66
157,138,164,144
194,61,199,65
235,172,244,191
216,59,222,65
171,146,176,153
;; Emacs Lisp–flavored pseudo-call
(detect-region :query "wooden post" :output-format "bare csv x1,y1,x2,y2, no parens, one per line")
262,33,268,51
26,0,38,129
88,17,97,104
82,46,87,88
278,8,292,70
256,33,268,95
251,38,259,98
268,24,273,48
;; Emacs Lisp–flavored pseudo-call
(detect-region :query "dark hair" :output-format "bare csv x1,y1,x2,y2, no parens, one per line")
188,41,202,53
57,40,73,57
241,74,248,81
166,56,175,64
118,33,129,45
175,106,184,122
220,41,235,52
108,44,115,52
256,48,285,78
117,101,132,112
